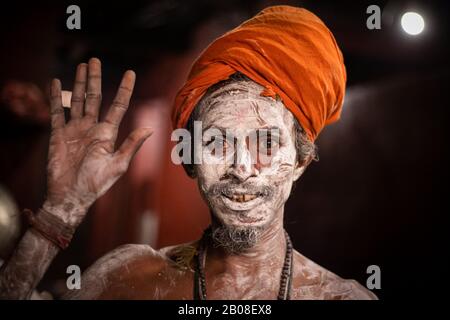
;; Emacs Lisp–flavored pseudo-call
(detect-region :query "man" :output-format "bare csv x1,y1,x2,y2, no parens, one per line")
0,6,377,300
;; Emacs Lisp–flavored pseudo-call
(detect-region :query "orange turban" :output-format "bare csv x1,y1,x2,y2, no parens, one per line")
172,5,346,142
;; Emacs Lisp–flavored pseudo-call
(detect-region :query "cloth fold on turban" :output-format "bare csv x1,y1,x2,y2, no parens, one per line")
172,5,346,142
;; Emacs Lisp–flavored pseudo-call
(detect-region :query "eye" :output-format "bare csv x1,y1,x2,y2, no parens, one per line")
258,131,279,156
205,135,228,157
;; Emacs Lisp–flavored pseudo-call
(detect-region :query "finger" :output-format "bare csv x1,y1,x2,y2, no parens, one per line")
115,127,153,168
49,79,65,129
84,57,102,120
104,70,135,127
70,63,87,119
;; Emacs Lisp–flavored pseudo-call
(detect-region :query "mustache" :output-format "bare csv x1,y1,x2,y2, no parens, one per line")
207,180,274,199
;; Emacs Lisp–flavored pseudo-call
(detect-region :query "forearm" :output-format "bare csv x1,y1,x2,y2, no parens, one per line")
0,201,87,299
0,228,59,299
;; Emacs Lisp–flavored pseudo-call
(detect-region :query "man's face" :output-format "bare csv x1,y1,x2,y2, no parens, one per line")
194,80,305,245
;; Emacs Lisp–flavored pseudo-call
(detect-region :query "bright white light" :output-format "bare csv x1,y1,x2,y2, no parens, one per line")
401,12,425,35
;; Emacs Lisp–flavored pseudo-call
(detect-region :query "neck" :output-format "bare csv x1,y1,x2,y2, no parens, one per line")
207,209,286,275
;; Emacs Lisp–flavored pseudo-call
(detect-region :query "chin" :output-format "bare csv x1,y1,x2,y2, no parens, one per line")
210,216,266,253
212,203,274,230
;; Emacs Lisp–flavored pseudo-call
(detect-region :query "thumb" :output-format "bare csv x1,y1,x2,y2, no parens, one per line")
115,127,153,165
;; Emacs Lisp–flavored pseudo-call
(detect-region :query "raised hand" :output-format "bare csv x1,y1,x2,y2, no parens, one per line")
44,58,152,227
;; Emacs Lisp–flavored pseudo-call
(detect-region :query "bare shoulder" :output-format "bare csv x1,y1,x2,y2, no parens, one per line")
159,241,199,270
291,250,378,300
62,244,167,299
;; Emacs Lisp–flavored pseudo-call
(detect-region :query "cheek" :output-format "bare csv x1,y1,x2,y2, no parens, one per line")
196,164,227,193
259,147,297,202
259,145,297,182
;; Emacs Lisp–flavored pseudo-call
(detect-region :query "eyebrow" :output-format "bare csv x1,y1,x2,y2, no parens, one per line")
257,125,280,132
202,124,227,133
202,125,280,133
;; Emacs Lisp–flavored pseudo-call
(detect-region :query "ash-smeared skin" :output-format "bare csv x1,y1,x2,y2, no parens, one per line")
58,243,376,300
0,58,152,299
66,80,374,300
0,231,59,299
189,80,306,299
195,80,304,233
0,61,377,300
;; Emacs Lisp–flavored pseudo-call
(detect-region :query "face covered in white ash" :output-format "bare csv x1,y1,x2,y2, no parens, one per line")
186,78,310,253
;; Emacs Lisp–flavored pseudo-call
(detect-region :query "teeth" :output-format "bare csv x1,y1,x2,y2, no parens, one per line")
230,194,257,202
244,194,257,201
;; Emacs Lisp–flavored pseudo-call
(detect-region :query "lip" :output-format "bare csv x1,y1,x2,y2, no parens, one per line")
224,193,259,202
220,194,264,211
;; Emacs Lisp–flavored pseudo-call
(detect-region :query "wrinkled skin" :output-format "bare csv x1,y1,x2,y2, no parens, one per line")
0,58,152,299
0,59,377,300
195,81,303,236
43,59,153,226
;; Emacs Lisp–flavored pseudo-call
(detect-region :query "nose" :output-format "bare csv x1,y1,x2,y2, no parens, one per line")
226,138,259,182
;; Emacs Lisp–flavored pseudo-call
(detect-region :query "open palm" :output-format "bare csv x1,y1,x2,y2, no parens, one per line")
46,58,152,226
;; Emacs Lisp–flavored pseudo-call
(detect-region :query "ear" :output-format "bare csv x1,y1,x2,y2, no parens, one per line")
182,163,198,179
292,164,305,182
292,156,312,182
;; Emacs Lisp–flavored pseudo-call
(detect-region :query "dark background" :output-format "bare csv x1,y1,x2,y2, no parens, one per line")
1,0,449,300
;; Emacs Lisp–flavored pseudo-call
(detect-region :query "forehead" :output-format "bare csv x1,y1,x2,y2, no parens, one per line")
198,80,295,132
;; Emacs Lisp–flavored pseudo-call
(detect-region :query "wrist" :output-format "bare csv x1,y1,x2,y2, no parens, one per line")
42,198,88,228
24,207,76,250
